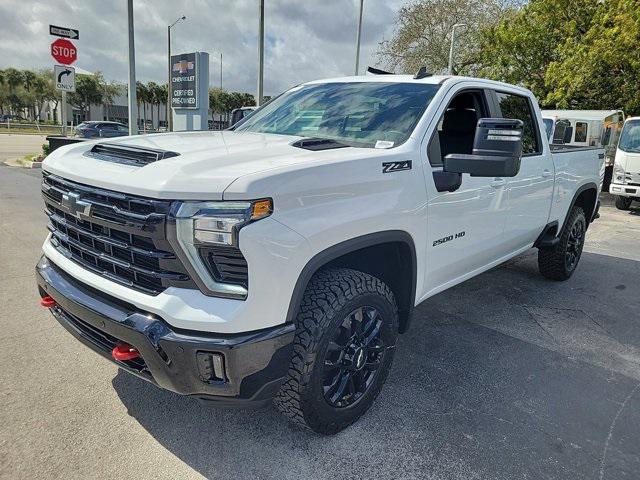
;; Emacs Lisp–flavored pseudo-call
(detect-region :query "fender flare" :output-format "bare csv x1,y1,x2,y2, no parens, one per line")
559,182,599,235
284,230,417,331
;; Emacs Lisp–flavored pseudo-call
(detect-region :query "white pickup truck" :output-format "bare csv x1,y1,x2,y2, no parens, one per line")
37,74,603,434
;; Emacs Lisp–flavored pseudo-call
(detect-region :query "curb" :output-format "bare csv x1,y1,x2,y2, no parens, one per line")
2,158,43,169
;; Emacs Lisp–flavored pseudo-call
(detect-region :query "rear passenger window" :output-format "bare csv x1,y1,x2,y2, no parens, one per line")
495,92,541,155
575,122,588,142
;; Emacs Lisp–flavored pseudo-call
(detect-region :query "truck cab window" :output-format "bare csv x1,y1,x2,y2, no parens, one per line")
575,122,588,143
495,92,541,154
428,91,487,166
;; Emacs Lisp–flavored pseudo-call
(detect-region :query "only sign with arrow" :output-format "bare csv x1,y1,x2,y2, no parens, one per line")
54,65,76,92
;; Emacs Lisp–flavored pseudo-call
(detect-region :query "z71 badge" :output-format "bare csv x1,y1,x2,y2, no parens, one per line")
382,160,412,173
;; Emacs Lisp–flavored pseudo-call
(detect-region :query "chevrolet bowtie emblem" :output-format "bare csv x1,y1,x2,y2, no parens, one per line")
61,192,92,219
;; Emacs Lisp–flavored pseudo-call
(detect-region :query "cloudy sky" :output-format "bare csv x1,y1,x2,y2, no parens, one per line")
0,0,407,96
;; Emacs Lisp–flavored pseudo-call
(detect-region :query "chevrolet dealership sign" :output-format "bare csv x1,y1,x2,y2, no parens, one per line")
171,52,198,109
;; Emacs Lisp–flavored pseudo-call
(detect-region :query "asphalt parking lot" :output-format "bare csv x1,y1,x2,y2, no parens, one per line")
1,161,639,480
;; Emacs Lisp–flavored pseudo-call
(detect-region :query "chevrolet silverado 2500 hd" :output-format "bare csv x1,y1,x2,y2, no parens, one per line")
36,74,604,434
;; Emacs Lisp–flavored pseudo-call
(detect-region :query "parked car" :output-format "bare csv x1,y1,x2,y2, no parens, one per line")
609,116,640,210
37,73,603,434
75,121,129,138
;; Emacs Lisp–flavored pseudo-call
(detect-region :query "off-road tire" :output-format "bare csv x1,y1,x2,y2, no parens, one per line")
615,195,633,210
538,206,586,281
274,268,399,435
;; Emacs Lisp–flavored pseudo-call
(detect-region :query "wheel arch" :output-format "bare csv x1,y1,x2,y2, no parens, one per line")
561,182,599,233
285,231,417,334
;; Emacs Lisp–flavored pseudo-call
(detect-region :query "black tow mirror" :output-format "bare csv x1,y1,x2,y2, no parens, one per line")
443,118,524,178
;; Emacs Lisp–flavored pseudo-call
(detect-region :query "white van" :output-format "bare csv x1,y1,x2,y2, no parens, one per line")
610,116,640,210
542,110,625,190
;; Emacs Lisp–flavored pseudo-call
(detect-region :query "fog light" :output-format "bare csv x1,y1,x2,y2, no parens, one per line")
196,352,226,382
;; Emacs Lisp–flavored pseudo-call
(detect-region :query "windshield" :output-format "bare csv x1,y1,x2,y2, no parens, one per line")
234,82,440,148
543,118,554,140
619,119,640,153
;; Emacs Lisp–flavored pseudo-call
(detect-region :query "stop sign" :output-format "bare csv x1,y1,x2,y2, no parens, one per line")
51,38,77,65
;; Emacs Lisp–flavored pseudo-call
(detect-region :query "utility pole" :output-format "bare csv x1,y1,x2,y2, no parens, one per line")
447,23,467,75
167,15,186,132
220,52,223,90
354,0,364,75
127,0,138,135
257,0,264,106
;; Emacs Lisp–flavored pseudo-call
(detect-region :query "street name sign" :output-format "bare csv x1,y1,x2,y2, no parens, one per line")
54,65,75,92
51,38,77,65
49,25,79,40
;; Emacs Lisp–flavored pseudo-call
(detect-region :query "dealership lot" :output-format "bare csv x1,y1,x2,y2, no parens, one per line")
1,162,639,479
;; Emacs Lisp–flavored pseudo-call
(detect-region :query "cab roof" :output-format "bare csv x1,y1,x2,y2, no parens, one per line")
303,74,533,96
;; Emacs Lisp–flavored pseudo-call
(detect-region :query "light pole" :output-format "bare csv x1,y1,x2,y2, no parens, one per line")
167,15,186,132
354,0,364,75
257,0,264,106
127,0,137,135
447,23,467,75
212,52,222,89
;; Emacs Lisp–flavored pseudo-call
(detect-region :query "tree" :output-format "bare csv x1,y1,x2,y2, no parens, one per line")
544,0,640,113
32,70,59,121
68,73,103,121
377,0,516,75
95,71,123,122
146,81,165,130
477,0,640,113
477,0,599,105
3,68,24,116
136,81,150,131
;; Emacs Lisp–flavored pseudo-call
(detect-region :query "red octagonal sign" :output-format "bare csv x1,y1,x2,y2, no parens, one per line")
51,38,77,65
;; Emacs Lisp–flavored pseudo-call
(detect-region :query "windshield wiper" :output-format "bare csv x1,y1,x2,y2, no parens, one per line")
291,137,351,151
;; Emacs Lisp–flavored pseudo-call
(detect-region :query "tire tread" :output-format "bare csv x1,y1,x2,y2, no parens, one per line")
274,268,397,434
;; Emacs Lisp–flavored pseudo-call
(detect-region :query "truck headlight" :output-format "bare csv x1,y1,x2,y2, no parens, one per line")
174,199,272,298
613,162,626,184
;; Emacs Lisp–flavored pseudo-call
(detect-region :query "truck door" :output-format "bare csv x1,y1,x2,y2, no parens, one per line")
491,90,555,250
421,88,510,294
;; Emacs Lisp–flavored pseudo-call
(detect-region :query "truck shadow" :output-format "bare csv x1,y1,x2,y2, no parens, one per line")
112,249,640,479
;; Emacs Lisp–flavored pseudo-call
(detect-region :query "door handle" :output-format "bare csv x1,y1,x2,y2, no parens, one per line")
490,178,506,188
542,169,552,178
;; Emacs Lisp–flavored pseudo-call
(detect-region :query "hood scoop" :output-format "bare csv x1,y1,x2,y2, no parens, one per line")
85,143,180,166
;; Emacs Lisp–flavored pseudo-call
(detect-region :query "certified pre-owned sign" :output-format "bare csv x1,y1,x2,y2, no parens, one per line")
171,52,198,109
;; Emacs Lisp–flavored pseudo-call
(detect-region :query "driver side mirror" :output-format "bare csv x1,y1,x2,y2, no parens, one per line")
443,118,524,178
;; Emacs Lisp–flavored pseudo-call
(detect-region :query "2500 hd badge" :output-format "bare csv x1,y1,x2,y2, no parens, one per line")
433,231,466,247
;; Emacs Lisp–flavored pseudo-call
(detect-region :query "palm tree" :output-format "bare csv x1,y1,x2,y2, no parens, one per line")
146,81,161,130
136,81,149,132
158,84,168,130
4,68,23,117
22,70,37,120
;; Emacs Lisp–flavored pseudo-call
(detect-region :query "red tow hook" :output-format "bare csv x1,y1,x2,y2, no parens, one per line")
40,295,57,308
112,342,141,361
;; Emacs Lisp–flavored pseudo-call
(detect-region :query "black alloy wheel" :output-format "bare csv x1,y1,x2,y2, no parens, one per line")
565,217,585,272
322,306,385,408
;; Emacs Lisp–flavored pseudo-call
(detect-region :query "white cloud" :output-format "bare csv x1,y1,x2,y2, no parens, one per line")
0,0,407,96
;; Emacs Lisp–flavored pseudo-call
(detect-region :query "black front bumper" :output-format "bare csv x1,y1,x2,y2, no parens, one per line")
36,256,294,408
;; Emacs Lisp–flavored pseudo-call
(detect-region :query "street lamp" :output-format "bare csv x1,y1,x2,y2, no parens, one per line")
211,52,223,90
257,0,264,106
167,15,186,132
354,0,364,75
447,23,467,75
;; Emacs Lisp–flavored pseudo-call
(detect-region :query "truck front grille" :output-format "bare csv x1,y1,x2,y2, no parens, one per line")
42,172,192,295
